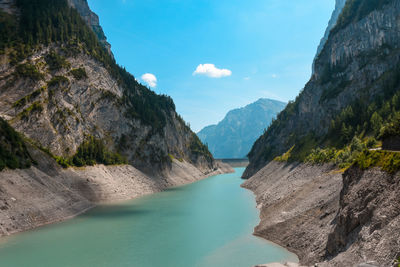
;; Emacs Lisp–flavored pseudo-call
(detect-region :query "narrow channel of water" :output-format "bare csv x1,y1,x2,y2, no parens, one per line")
0,167,297,267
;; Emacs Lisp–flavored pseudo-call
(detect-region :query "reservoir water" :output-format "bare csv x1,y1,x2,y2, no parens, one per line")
0,168,297,267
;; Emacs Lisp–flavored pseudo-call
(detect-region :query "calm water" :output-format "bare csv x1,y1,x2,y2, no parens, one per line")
0,168,297,267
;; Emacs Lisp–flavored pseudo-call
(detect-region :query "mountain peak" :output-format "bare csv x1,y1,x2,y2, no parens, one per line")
198,98,286,158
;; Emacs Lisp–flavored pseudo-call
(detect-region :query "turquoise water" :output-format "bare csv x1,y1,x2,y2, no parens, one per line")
0,168,297,267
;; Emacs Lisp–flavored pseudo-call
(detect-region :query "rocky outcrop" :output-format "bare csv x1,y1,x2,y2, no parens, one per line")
244,0,400,179
242,161,400,266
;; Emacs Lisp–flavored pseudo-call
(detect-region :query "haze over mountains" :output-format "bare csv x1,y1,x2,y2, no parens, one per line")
198,98,286,159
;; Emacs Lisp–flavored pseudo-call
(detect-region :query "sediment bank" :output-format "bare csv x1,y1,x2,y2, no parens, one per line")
0,148,233,237
242,161,400,266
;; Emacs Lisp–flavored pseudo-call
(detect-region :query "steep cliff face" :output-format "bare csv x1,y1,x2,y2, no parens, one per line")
0,0,215,176
325,166,400,266
244,0,400,178
314,0,347,61
198,98,286,159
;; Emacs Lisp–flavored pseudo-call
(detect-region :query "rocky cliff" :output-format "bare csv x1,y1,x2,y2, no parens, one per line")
198,98,286,159
314,0,347,63
244,0,400,178
0,0,217,176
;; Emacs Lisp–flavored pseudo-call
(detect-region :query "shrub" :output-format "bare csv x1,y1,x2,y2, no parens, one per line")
69,67,87,80
47,75,69,87
45,51,70,71
275,146,295,162
15,63,44,81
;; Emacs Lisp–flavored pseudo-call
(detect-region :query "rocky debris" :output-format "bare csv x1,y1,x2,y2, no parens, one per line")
243,161,400,266
255,262,308,267
324,166,400,266
242,161,342,265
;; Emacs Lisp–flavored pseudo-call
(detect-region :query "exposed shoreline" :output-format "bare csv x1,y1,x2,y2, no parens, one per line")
242,161,400,267
0,153,234,238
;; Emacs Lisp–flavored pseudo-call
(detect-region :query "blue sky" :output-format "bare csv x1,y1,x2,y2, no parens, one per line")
88,0,335,132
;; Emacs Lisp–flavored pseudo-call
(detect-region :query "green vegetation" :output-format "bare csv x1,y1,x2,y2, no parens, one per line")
274,146,295,162
69,67,87,80
0,0,176,133
45,51,70,71
15,63,44,81
251,41,400,176
0,0,213,166
19,101,43,120
189,133,213,162
56,136,127,168
304,137,378,168
13,88,43,108
379,113,400,139
47,75,69,87
0,118,34,171
355,150,400,174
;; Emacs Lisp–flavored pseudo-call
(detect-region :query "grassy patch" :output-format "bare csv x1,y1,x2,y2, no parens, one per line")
354,150,400,174
274,146,295,162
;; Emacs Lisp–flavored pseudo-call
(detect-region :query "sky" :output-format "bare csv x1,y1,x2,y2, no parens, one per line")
88,0,335,132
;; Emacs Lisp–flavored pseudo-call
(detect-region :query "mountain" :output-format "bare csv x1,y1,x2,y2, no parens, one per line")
0,0,217,174
242,0,400,265
244,0,400,178
197,98,286,159
0,0,232,236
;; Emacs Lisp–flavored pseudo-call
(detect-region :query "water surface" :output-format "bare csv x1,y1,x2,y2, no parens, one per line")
0,168,297,267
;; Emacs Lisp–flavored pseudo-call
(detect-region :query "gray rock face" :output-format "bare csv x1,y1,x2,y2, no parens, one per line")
244,0,400,178
314,0,347,62
197,98,286,159
325,166,400,266
67,0,112,56
242,162,400,266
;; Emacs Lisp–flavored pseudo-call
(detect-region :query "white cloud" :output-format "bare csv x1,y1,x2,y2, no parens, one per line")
141,73,157,87
193,64,232,78
271,74,278,78
244,77,250,80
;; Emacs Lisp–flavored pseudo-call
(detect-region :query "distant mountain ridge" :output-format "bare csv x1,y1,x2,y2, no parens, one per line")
198,98,286,159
